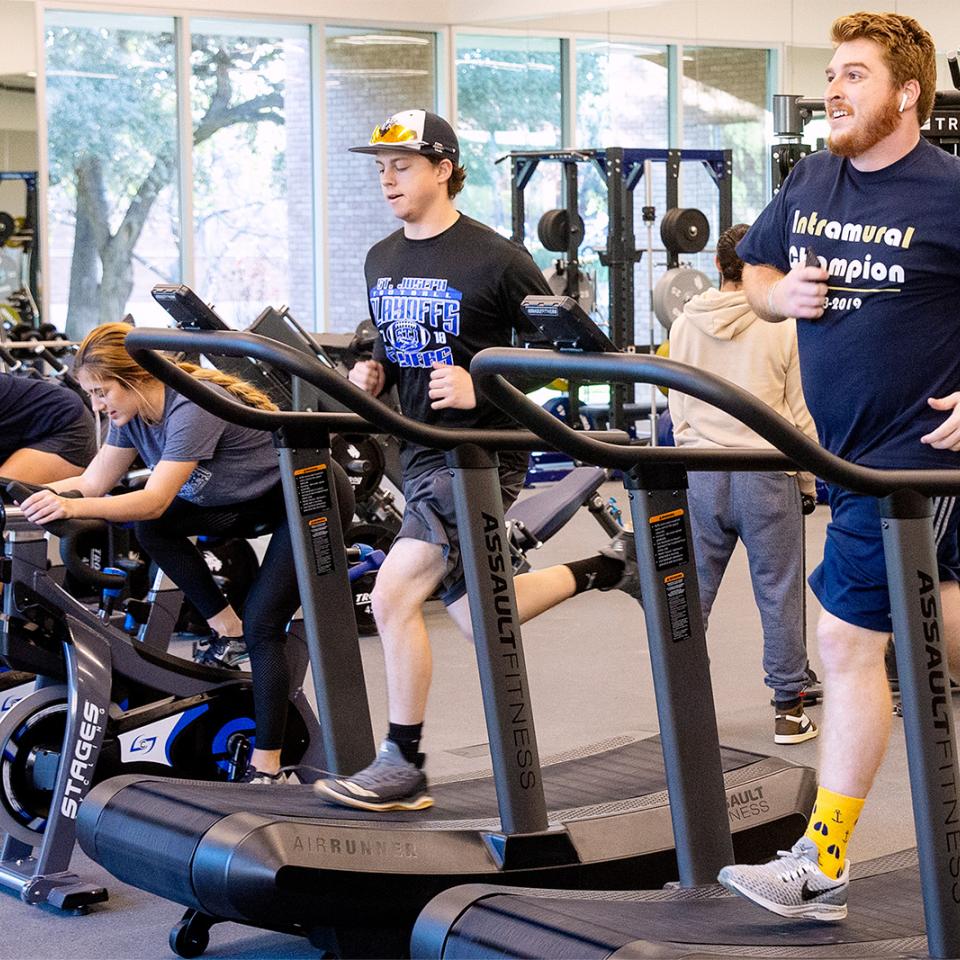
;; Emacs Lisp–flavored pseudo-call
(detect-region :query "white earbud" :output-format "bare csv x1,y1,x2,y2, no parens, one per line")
899,92,908,112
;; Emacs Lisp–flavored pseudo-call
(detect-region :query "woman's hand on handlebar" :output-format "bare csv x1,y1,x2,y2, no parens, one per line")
348,359,386,396
20,489,78,525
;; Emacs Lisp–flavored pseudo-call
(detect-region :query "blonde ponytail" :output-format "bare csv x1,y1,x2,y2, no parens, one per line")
75,322,278,415
175,362,278,412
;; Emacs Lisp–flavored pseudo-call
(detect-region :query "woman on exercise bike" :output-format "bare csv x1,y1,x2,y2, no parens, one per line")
17,322,352,784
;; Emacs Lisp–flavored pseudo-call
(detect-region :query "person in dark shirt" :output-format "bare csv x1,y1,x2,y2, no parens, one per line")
315,109,638,812
717,11,960,921
0,372,97,482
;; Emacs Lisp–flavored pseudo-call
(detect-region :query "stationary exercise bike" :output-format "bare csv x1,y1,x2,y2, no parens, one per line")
0,479,381,911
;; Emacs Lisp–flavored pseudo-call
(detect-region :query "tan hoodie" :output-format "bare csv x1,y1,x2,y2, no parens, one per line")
667,286,818,493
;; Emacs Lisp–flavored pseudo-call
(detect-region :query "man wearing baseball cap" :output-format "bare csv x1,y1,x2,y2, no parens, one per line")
314,109,640,811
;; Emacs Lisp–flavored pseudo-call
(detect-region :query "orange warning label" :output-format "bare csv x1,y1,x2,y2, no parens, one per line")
648,508,684,524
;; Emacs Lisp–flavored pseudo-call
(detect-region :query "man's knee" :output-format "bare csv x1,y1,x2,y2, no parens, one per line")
817,613,887,673
370,568,433,626
371,578,414,627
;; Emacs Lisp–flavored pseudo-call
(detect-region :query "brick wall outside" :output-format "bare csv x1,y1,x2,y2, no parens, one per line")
681,45,769,255
324,29,436,333
284,37,316,326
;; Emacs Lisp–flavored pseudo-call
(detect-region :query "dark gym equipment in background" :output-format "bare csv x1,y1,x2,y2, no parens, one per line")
506,147,731,432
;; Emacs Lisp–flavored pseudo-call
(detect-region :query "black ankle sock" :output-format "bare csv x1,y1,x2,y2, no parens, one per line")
565,555,624,594
388,722,423,765
775,697,801,711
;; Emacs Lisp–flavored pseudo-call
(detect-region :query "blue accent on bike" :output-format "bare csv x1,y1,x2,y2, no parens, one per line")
163,703,210,765
101,566,126,599
211,716,257,773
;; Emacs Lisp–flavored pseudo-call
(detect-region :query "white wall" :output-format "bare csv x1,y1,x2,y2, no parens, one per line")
0,1,39,74
461,0,960,46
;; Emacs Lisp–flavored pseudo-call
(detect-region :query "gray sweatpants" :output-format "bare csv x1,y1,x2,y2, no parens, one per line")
686,470,808,703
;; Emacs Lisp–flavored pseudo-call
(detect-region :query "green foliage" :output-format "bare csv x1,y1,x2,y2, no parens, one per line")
46,26,177,205
456,42,562,192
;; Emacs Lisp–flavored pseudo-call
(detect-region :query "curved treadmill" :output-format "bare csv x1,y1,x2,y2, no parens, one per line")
411,344,960,960
79,739,811,955
412,851,928,958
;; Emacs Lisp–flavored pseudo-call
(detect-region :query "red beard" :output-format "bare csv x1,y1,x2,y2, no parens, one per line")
827,88,902,159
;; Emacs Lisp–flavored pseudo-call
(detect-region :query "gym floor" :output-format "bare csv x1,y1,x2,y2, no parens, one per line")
2,482,938,958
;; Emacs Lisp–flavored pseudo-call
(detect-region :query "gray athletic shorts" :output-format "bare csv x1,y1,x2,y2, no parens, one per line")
4,412,98,468
398,452,528,605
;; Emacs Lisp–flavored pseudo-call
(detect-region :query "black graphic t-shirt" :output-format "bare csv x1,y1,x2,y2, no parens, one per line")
738,137,960,469
366,214,551,473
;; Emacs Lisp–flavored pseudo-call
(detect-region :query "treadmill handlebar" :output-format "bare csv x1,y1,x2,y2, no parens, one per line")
472,347,960,498
124,328,628,452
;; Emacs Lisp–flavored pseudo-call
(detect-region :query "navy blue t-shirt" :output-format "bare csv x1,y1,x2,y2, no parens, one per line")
0,373,89,449
738,138,960,469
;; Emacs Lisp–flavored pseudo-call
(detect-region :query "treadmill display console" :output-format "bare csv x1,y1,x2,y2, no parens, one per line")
520,295,616,353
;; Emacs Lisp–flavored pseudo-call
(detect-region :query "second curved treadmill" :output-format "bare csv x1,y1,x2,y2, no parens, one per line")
411,346,960,960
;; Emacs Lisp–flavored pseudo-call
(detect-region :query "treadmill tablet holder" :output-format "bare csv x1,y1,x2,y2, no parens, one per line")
521,295,616,353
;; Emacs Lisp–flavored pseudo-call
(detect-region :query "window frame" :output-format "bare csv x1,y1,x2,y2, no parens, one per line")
35,2,778,331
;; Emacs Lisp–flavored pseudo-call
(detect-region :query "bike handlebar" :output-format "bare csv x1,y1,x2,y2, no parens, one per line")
2,479,127,589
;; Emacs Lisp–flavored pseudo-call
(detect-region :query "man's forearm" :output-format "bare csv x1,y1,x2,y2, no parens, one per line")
743,263,788,322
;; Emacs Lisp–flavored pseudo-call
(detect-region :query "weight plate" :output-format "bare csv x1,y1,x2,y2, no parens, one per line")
660,207,710,254
652,267,714,331
0,212,15,246
332,434,386,506
537,208,585,252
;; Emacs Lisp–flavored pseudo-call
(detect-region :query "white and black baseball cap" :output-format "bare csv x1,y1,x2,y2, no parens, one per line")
349,109,460,165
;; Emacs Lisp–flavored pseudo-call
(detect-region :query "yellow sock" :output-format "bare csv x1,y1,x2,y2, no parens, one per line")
804,786,864,879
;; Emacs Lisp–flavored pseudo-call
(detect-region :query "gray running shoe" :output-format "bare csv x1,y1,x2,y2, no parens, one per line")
314,739,433,811
718,836,849,921
194,635,247,669
599,531,642,601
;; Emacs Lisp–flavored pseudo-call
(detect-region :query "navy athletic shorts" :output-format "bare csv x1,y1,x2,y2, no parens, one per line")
809,484,960,633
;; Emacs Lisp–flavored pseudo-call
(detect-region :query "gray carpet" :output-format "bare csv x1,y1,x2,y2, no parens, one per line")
0,484,941,957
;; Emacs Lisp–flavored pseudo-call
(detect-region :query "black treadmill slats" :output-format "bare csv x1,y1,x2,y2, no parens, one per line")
435,863,929,958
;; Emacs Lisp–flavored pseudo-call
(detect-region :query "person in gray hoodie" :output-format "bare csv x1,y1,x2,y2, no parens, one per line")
668,222,820,745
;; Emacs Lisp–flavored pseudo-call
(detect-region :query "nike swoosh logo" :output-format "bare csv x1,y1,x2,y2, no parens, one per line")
800,880,827,901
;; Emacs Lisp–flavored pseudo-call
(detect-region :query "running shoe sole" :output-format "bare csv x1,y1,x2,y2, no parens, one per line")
314,781,434,812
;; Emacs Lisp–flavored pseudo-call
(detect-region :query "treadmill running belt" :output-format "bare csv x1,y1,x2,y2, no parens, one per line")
441,858,927,958
89,737,763,825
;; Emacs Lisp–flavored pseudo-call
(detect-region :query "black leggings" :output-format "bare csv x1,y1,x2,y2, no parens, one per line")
134,484,300,750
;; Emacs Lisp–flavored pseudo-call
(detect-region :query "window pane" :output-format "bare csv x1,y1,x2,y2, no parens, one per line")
45,11,179,336
191,20,312,329
456,34,562,261
576,40,670,343
681,45,770,263
325,26,436,333
576,41,668,148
